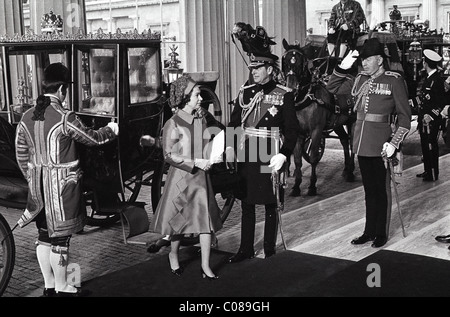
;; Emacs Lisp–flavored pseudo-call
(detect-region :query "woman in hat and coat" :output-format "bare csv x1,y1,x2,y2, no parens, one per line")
327,38,411,248
151,74,223,280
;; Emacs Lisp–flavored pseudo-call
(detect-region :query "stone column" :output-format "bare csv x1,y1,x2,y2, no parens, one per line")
0,0,23,36
423,0,437,30
226,0,259,112
182,0,229,122
260,0,306,59
28,0,86,34
369,0,385,28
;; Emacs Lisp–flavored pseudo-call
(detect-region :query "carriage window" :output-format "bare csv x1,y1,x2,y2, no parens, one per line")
128,47,161,104
78,48,117,116
7,50,67,123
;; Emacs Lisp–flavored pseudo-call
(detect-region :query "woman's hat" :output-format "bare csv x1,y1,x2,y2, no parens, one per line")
359,38,390,60
169,74,197,108
43,63,72,84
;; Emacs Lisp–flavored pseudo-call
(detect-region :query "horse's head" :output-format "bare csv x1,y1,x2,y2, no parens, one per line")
232,22,276,57
282,39,311,92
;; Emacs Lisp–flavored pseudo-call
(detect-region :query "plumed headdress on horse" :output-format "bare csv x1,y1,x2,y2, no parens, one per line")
232,22,279,68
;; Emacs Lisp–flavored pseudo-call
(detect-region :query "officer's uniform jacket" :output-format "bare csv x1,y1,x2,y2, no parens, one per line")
228,80,300,204
15,95,116,237
418,70,446,130
327,66,411,157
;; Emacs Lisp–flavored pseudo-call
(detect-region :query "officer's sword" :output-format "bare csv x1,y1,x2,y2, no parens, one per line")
272,135,288,250
385,156,407,238
272,169,288,250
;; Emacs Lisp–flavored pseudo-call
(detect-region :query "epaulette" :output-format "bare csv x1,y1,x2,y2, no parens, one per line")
276,84,293,92
385,71,401,78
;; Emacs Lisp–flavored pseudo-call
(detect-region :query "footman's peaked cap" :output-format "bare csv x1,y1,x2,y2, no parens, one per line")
43,63,72,84
423,49,442,64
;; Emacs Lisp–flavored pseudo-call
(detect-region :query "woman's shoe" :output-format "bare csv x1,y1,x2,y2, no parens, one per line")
201,268,219,281
168,257,183,276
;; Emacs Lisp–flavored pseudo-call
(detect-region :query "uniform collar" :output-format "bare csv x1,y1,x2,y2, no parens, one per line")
427,69,437,78
257,80,277,94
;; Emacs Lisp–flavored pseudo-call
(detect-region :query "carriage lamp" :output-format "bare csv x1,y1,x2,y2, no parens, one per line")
164,45,183,83
408,39,422,81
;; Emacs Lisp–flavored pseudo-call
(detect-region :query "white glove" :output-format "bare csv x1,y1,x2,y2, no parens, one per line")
441,105,449,118
328,28,336,35
195,159,211,171
340,24,349,31
423,114,433,124
107,122,119,136
382,142,396,158
340,50,359,70
268,153,287,171
140,135,156,147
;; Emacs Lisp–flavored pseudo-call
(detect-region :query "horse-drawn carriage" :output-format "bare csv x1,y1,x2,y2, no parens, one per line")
0,28,229,296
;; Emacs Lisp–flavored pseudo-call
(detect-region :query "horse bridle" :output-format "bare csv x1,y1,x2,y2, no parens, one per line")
282,48,311,100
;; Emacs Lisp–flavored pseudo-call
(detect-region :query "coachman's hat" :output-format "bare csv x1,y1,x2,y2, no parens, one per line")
43,63,72,85
423,49,442,64
359,38,390,60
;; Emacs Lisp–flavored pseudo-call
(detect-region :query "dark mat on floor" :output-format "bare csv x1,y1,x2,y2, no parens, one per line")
82,247,353,297
303,250,450,297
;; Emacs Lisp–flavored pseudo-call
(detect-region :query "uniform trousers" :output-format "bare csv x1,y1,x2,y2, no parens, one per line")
239,201,278,254
418,119,441,180
358,156,392,238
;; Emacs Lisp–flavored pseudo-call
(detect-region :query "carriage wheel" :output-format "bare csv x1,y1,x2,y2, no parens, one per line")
302,136,326,164
199,85,222,122
0,213,15,296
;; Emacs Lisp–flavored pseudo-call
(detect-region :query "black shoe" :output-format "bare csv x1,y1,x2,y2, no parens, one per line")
416,172,427,178
423,176,434,182
201,268,219,281
371,236,388,248
56,287,90,297
264,249,275,259
42,288,56,297
351,234,374,245
435,234,450,243
228,250,255,263
147,238,170,253
168,257,183,276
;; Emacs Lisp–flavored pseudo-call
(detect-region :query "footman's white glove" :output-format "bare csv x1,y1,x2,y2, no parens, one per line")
107,122,119,136
268,153,287,171
340,50,359,70
382,142,396,158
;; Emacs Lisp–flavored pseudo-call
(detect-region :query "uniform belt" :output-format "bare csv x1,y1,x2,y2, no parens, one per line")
357,113,391,123
244,127,281,139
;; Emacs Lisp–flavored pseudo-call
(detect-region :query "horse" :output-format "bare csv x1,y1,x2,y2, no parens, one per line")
281,38,356,197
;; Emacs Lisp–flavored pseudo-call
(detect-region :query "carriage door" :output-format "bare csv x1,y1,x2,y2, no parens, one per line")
73,44,124,202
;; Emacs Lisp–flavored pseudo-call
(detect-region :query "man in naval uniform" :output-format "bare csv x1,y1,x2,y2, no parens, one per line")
327,38,411,248
227,52,300,262
416,49,446,182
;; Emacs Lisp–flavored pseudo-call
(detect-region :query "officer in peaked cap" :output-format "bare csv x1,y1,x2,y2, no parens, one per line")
227,47,300,263
416,49,446,182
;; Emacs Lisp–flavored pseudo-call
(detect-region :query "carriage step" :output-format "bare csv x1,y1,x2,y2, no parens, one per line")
119,203,150,245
